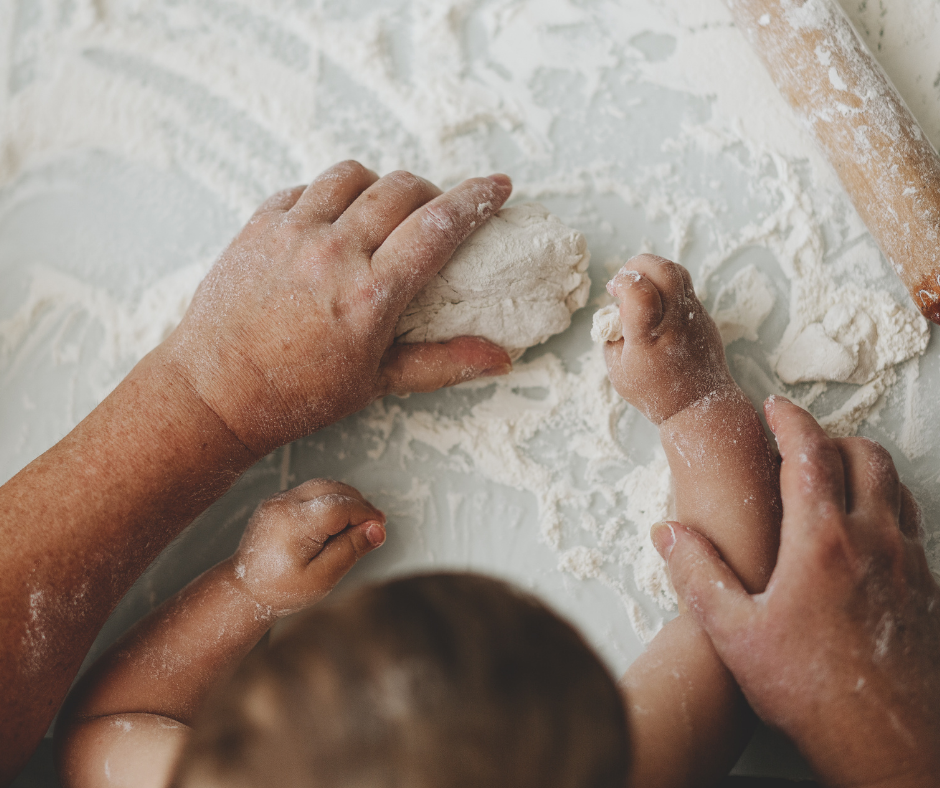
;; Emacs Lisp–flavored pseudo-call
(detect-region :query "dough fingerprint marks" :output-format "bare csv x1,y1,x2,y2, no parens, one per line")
395,203,591,360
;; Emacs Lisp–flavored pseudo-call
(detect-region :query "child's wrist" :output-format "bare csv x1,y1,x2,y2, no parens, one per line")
657,378,742,428
216,558,282,625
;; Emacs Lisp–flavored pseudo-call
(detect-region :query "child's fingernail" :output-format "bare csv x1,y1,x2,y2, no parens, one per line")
650,522,676,559
487,173,512,189
482,363,513,378
607,269,642,296
365,521,386,547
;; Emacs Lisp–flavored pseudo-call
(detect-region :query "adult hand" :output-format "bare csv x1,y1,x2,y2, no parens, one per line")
162,161,514,455
651,397,940,788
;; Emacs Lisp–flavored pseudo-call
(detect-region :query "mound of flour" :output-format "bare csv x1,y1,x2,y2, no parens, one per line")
394,203,591,359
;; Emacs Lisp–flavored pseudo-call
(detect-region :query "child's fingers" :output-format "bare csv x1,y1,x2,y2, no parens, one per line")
287,478,377,512
288,160,379,224
625,255,692,329
651,521,755,653
378,337,512,396
606,268,663,341
333,170,443,254
298,494,385,562
372,175,512,314
306,520,386,591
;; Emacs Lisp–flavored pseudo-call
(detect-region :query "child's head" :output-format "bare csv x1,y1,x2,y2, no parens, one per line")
174,572,628,788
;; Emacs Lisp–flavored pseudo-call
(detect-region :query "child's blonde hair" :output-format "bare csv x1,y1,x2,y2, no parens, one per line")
173,572,628,788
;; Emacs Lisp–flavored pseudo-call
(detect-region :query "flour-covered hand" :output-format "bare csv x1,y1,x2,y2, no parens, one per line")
161,161,514,455
233,479,386,615
603,255,733,424
652,397,940,788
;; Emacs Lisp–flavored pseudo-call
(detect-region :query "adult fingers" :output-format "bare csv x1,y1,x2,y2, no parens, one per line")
371,174,513,314
899,484,924,542
287,160,380,224
251,185,307,218
333,170,443,254
306,519,386,592
764,396,847,539
379,336,512,396
606,268,663,342
651,521,754,651
297,493,386,562
833,437,901,519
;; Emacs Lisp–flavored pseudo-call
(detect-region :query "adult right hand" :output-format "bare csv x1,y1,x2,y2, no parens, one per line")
161,161,514,456
651,397,940,788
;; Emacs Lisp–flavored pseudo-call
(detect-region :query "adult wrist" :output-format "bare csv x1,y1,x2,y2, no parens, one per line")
143,343,263,464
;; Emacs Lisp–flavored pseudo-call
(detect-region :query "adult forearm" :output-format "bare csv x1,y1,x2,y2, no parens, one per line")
0,347,256,782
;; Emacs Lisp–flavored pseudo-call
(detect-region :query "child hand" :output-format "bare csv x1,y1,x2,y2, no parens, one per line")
232,479,386,615
603,255,733,424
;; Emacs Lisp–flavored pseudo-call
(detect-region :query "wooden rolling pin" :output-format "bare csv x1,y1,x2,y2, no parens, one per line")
724,0,940,324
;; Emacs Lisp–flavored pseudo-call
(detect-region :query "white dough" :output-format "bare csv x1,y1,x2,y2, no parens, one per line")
591,304,623,343
394,203,591,360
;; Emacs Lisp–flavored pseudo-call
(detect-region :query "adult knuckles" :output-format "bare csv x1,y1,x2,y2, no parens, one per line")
328,159,372,183
381,169,433,197
807,518,855,574
868,524,910,578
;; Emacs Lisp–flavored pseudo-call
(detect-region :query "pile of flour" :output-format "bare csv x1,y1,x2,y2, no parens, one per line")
396,203,591,359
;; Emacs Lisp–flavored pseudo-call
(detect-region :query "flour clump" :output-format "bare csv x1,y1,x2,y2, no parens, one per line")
394,203,591,360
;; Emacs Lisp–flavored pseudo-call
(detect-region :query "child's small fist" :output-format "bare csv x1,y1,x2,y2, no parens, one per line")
603,255,733,423
232,479,386,615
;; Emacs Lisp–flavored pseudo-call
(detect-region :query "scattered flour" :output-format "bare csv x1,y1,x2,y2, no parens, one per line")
359,348,676,641
2,0,940,645
395,203,590,360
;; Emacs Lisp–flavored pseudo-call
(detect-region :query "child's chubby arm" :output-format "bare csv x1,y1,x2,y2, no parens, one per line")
602,255,782,788
54,480,386,788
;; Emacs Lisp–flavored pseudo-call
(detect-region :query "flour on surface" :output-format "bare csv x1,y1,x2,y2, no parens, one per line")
2,0,940,652
396,203,590,360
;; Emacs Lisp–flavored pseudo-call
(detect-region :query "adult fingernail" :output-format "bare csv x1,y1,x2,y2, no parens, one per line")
482,363,513,378
650,522,676,559
763,395,791,428
365,521,386,547
487,173,512,190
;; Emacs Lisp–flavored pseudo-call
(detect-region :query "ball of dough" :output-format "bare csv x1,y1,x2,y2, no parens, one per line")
394,203,591,360
591,304,623,343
